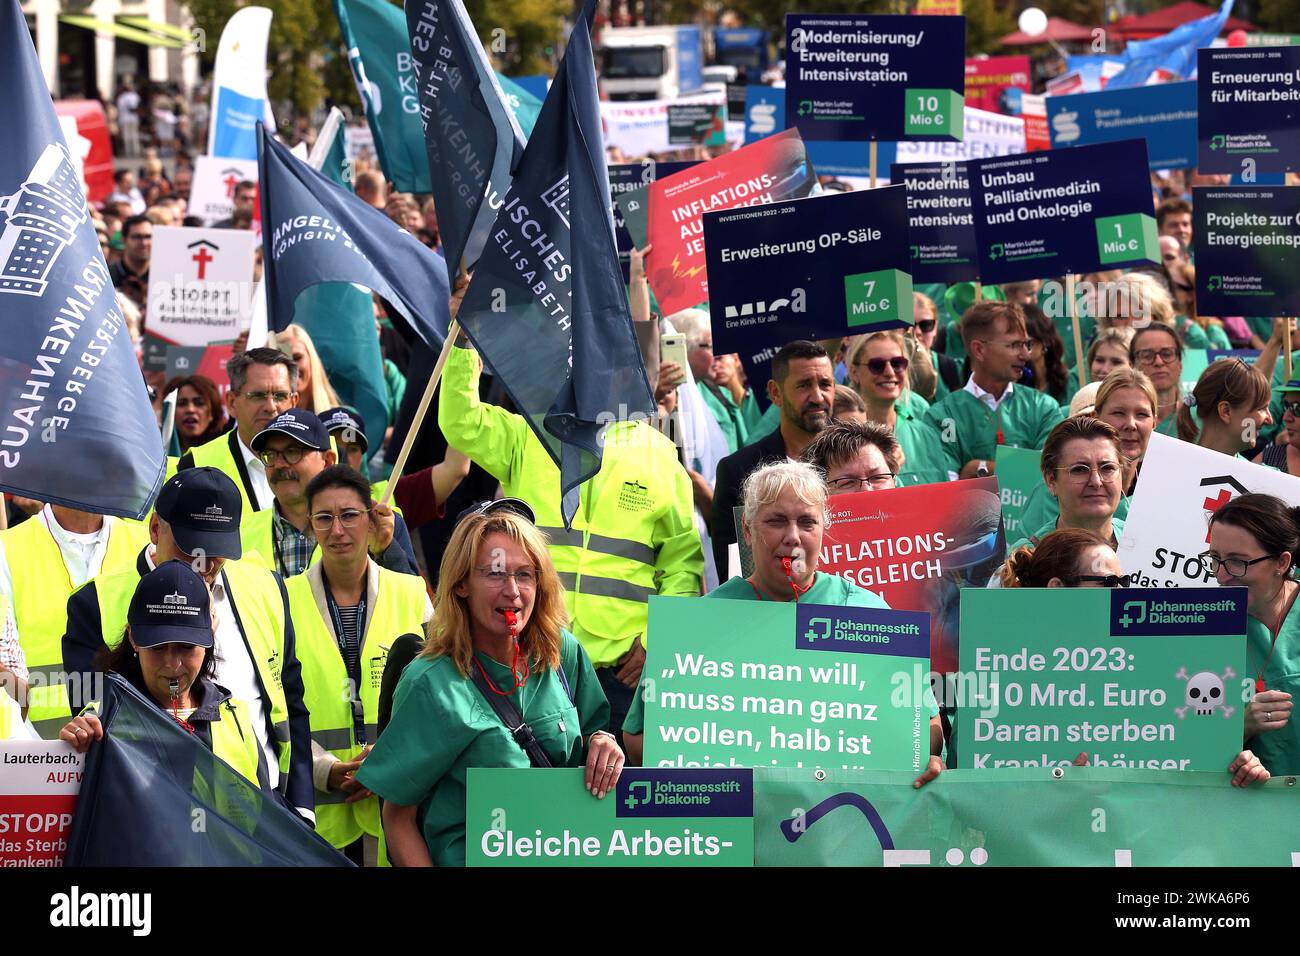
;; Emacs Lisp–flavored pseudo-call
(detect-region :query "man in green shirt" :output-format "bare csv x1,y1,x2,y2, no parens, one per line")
925,301,1065,478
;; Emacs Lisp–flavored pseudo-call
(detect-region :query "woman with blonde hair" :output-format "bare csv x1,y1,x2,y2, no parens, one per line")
1096,271,1210,348
1084,327,1133,383
357,499,616,867
276,323,341,413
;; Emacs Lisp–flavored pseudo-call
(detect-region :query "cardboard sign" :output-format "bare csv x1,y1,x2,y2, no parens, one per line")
599,91,728,157
892,106,1025,167
964,55,1031,114
189,155,258,225
1046,82,1198,170
785,13,966,142
0,740,84,867
645,128,817,316
958,588,1248,771
994,445,1043,541
1197,46,1300,174
742,85,878,178
608,161,695,282
668,102,727,146
1194,186,1300,318
704,187,913,364
891,161,978,283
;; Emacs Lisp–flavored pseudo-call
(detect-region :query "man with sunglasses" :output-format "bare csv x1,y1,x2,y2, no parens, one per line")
240,410,419,578
178,348,299,516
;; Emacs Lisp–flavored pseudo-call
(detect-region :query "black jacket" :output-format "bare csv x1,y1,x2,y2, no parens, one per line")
709,428,790,577
62,546,315,820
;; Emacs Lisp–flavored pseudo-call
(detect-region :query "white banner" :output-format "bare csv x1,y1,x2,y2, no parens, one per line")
894,106,1026,165
146,226,257,351
600,91,728,157
0,740,83,867
1118,433,1300,587
190,156,259,226
207,6,275,161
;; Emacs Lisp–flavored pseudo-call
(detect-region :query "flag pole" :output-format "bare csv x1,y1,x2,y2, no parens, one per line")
1286,318,1293,382
869,141,878,189
1068,273,1086,391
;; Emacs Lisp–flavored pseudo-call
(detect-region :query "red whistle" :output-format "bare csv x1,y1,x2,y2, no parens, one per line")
781,556,793,577
1256,678,1266,693
503,609,518,631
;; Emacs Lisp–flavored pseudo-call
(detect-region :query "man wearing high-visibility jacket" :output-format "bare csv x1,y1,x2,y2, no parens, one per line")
439,342,704,741
61,468,316,822
0,505,150,738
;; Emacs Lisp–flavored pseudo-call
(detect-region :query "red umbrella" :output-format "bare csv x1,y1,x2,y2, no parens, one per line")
1112,1,1256,40
1000,17,1097,45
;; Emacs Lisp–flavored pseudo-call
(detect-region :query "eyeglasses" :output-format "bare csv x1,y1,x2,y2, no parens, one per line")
259,446,309,466
1135,348,1178,365
855,356,909,375
1282,399,1300,418
241,390,294,404
914,320,936,334
1056,461,1123,483
1065,573,1131,588
309,508,371,533
473,566,538,588
996,339,1033,353
827,473,897,491
1198,552,1277,578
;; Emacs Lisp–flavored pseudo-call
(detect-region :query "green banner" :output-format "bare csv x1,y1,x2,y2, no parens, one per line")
957,588,1248,771
994,446,1042,541
466,768,754,867
643,596,930,771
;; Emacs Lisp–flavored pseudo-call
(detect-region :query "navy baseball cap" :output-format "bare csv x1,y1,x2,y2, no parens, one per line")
251,409,331,454
128,561,214,648
320,406,368,453
155,467,243,559
455,497,536,526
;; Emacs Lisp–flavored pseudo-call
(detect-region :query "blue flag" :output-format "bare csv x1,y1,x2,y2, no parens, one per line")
1106,0,1233,89
0,0,165,519
257,123,450,349
65,673,350,866
405,0,526,276
456,9,653,528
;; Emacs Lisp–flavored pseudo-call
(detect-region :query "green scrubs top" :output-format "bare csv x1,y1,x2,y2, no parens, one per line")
1246,607,1300,775
930,350,953,403
1177,317,1210,350
923,386,1066,473
1203,321,1232,350
898,390,930,417
748,401,781,444
894,406,954,486
625,573,921,737
1006,515,1125,555
356,629,610,867
1019,482,1132,534
698,382,748,455
1155,413,1179,438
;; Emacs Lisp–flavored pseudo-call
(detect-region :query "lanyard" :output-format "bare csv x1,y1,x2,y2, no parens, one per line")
323,574,369,743
747,569,813,603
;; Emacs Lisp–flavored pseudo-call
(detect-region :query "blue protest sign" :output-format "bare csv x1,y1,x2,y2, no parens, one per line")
608,160,695,281
785,14,966,143
1197,47,1300,175
0,0,166,518
1047,82,1197,170
890,162,979,283
742,85,884,178
1194,186,1300,318
968,139,1159,284
703,188,913,365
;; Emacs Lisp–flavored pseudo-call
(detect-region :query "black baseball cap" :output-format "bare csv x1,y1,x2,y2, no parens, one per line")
155,467,243,559
455,497,536,526
128,560,214,649
320,406,368,453
251,409,331,454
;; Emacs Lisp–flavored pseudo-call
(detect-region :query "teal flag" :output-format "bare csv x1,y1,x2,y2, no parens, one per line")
333,0,432,193
496,72,543,137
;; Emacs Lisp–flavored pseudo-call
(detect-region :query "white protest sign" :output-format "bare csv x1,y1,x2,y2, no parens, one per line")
1118,433,1300,587
600,90,728,157
0,739,84,867
146,226,256,367
893,106,1026,166
190,155,259,225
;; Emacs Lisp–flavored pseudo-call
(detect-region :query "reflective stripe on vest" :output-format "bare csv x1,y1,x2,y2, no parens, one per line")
554,571,654,604
288,566,427,849
6,516,148,737
536,527,657,566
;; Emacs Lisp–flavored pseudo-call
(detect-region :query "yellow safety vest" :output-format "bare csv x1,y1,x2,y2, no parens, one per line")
238,506,322,575
6,515,149,738
439,347,705,665
181,430,264,517
92,557,294,779
286,564,427,849
206,694,264,788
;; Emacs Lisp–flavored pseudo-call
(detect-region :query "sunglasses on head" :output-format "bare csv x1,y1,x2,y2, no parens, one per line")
859,356,910,375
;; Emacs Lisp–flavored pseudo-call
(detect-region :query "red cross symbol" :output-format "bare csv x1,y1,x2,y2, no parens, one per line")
1203,488,1234,543
192,245,214,280
223,173,239,198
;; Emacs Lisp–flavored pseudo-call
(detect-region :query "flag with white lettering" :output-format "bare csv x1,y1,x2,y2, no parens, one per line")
404,0,526,276
455,8,652,528
257,123,450,349
0,0,166,518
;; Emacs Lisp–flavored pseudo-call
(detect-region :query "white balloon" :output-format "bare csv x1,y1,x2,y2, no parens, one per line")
1018,7,1048,36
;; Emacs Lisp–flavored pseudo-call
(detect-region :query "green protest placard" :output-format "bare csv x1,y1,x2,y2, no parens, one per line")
957,588,1248,771
466,768,754,867
643,596,930,771
993,446,1042,541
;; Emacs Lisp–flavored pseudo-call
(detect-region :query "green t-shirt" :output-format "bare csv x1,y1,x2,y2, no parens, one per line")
923,385,1066,472
1006,515,1125,555
894,406,954,486
355,629,609,867
1246,607,1300,776
1019,481,1132,534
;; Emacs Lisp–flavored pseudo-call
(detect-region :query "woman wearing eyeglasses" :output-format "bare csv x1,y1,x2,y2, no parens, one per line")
357,500,615,867
1176,358,1272,458
1205,494,1300,775
1006,417,1126,554
1130,322,1186,437
846,331,951,486
283,464,432,863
